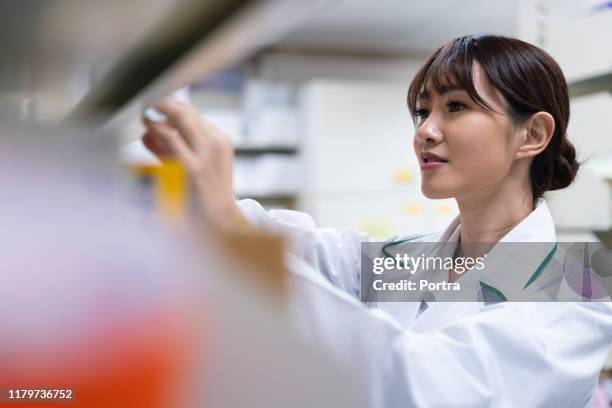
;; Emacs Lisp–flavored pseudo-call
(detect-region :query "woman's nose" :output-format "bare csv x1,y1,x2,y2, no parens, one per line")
416,119,443,145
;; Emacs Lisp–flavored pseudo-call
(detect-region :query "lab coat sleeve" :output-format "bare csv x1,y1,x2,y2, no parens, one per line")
237,198,373,298
284,254,612,407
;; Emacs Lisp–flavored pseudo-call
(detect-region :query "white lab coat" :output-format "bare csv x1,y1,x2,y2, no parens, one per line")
238,198,612,407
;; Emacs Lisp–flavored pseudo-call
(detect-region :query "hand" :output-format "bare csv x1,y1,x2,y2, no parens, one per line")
142,98,251,231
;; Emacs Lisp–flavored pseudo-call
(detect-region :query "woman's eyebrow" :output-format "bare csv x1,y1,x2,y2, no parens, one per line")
418,85,466,101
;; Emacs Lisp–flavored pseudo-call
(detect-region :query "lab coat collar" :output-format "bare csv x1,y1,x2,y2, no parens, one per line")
380,198,558,329
437,198,557,244
447,198,558,301
498,198,557,243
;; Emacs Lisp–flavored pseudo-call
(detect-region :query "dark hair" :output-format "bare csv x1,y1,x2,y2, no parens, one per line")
407,34,579,198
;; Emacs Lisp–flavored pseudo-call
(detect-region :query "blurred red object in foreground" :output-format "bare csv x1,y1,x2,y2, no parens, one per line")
0,307,202,408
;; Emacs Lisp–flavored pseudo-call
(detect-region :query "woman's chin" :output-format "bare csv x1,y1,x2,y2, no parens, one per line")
421,184,454,199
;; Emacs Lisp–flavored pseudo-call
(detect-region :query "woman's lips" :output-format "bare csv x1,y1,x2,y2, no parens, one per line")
419,152,449,170
420,160,448,170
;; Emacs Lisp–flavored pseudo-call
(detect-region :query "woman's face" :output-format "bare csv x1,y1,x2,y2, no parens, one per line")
413,63,522,200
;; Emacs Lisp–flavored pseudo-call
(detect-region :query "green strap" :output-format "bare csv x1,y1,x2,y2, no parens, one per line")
381,235,423,258
382,238,556,301
479,281,508,302
478,242,558,302
523,242,558,290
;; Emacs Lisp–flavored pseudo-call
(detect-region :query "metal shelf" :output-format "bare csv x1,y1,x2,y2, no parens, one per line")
64,0,333,127
234,145,298,155
568,71,612,98
237,192,297,199
236,193,298,208
66,0,251,124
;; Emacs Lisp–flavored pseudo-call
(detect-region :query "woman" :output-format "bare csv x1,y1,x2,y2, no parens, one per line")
143,34,612,407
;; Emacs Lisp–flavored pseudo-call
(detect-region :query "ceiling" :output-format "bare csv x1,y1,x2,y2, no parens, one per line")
276,0,519,55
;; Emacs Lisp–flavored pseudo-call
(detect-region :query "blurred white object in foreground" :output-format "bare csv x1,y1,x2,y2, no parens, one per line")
0,123,361,408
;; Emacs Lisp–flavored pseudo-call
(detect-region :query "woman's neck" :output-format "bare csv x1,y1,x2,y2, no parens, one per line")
456,184,534,246
448,180,534,283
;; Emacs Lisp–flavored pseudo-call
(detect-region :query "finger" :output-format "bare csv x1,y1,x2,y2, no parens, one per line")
153,98,205,150
142,131,173,157
147,122,199,171
180,109,234,157
142,109,195,146
141,110,171,128
198,114,228,140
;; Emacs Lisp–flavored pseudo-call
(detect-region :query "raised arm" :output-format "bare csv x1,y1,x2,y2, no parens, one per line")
142,99,371,297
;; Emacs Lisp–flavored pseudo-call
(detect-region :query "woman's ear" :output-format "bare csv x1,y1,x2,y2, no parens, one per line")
515,112,555,159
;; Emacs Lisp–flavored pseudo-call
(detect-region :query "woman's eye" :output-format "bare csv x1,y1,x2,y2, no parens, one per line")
415,108,430,120
447,100,465,112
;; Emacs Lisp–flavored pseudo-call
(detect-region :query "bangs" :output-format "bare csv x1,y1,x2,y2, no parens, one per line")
407,35,493,122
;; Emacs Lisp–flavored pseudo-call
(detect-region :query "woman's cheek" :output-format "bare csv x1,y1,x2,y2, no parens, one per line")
458,141,509,191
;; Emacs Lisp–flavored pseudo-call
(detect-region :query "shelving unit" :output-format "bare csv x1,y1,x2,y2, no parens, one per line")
517,1,612,239
189,70,302,210
233,142,301,208
569,71,612,97
566,71,612,242
233,143,300,208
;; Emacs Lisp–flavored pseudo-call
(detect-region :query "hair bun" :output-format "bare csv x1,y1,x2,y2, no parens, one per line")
549,139,579,190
